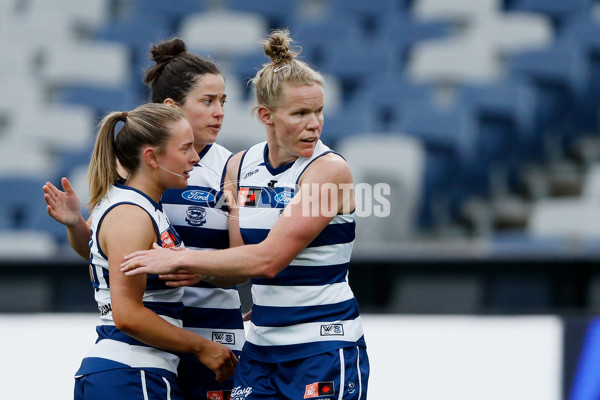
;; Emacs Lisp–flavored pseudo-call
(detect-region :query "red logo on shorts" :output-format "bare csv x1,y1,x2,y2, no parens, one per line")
207,389,232,400
304,381,335,398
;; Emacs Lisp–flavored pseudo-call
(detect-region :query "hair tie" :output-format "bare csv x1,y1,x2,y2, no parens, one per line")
120,111,128,122
273,64,288,73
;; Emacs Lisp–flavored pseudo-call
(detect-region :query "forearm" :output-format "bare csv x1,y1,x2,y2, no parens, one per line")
116,304,209,355
181,243,280,279
67,215,91,259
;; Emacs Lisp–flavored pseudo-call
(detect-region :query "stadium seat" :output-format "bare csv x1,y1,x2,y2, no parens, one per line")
413,0,502,24
336,133,426,242
327,0,407,36
407,34,502,86
457,78,543,181
54,146,93,182
581,163,600,200
355,71,436,133
56,80,143,120
469,11,554,56
0,136,55,178
129,0,205,31
557,15,600,134
39,41,130,90
217,105,265,153
287,13,363,67
0,230,58,259
228,50,269,102
527,197,600,239
26,0,110,34
92,13,175,85
321,103,376,148
319,39,401,101
0,37,40,77
6,104,95,152
178,10,268,64
226,0,299,30
506,42,590,149
397,99,480,226
504,0,594,28
377,12,454,65
0,177,50,229
0,75,45,116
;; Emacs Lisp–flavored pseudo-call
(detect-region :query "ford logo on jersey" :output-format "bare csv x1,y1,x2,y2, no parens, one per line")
182,190,215,203
275,191,293,204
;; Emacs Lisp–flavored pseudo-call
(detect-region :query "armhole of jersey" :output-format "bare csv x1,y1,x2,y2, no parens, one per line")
95,202,160,259
295,151,356,215
236,149,249,184
295,150,339,185
220,153,234,192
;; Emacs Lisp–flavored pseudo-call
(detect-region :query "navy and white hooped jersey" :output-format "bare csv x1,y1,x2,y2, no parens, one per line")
161,144,245,354
237,140,366,363
77,183,184,378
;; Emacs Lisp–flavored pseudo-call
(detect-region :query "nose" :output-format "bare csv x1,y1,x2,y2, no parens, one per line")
191,151,200,165
306,112,322,131
214,102,225,119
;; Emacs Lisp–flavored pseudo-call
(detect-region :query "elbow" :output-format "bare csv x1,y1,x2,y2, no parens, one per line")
113,313,141,336
256,254,283,279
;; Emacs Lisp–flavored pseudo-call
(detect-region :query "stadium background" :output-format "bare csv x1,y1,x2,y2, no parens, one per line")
2,0,600,398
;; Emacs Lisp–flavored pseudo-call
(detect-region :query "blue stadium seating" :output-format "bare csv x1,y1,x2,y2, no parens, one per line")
93,13,175,88
287,14,363,67
504,0,594,29
56,80,143,120
0,177,67,243
226,0,299,30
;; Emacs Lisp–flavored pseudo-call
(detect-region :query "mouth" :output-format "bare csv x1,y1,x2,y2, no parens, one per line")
207,124,221,131
300,137,318,143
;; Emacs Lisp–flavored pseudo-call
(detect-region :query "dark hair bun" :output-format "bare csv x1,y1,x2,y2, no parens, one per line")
150,37,187,64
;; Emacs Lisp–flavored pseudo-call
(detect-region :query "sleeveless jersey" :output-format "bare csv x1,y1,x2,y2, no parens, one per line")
161,144,245,354
237,140,366,363
76,183,184,377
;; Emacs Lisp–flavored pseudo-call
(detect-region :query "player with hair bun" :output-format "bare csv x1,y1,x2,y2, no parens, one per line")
122,29,370,400
44,38,246,399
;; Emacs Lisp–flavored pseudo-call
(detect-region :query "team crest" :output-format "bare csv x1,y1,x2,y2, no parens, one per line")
185,205,207,226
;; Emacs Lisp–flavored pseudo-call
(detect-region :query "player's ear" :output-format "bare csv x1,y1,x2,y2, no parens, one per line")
257,106,273,126
163,98,178,107
143,147,159,168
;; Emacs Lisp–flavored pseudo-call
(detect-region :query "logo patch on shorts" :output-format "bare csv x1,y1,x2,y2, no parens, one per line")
320,324,344,336
212,331,235,345
207,389,232,400
304,381,335,398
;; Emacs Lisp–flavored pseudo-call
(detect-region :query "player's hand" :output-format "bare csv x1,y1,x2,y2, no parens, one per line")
160,271,204,287
196,341,238,382
43,177,82,226
121,243,185,276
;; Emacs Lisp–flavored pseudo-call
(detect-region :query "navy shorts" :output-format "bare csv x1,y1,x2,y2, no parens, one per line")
74,368,183,400
232,346,369,399
177,353,237,400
